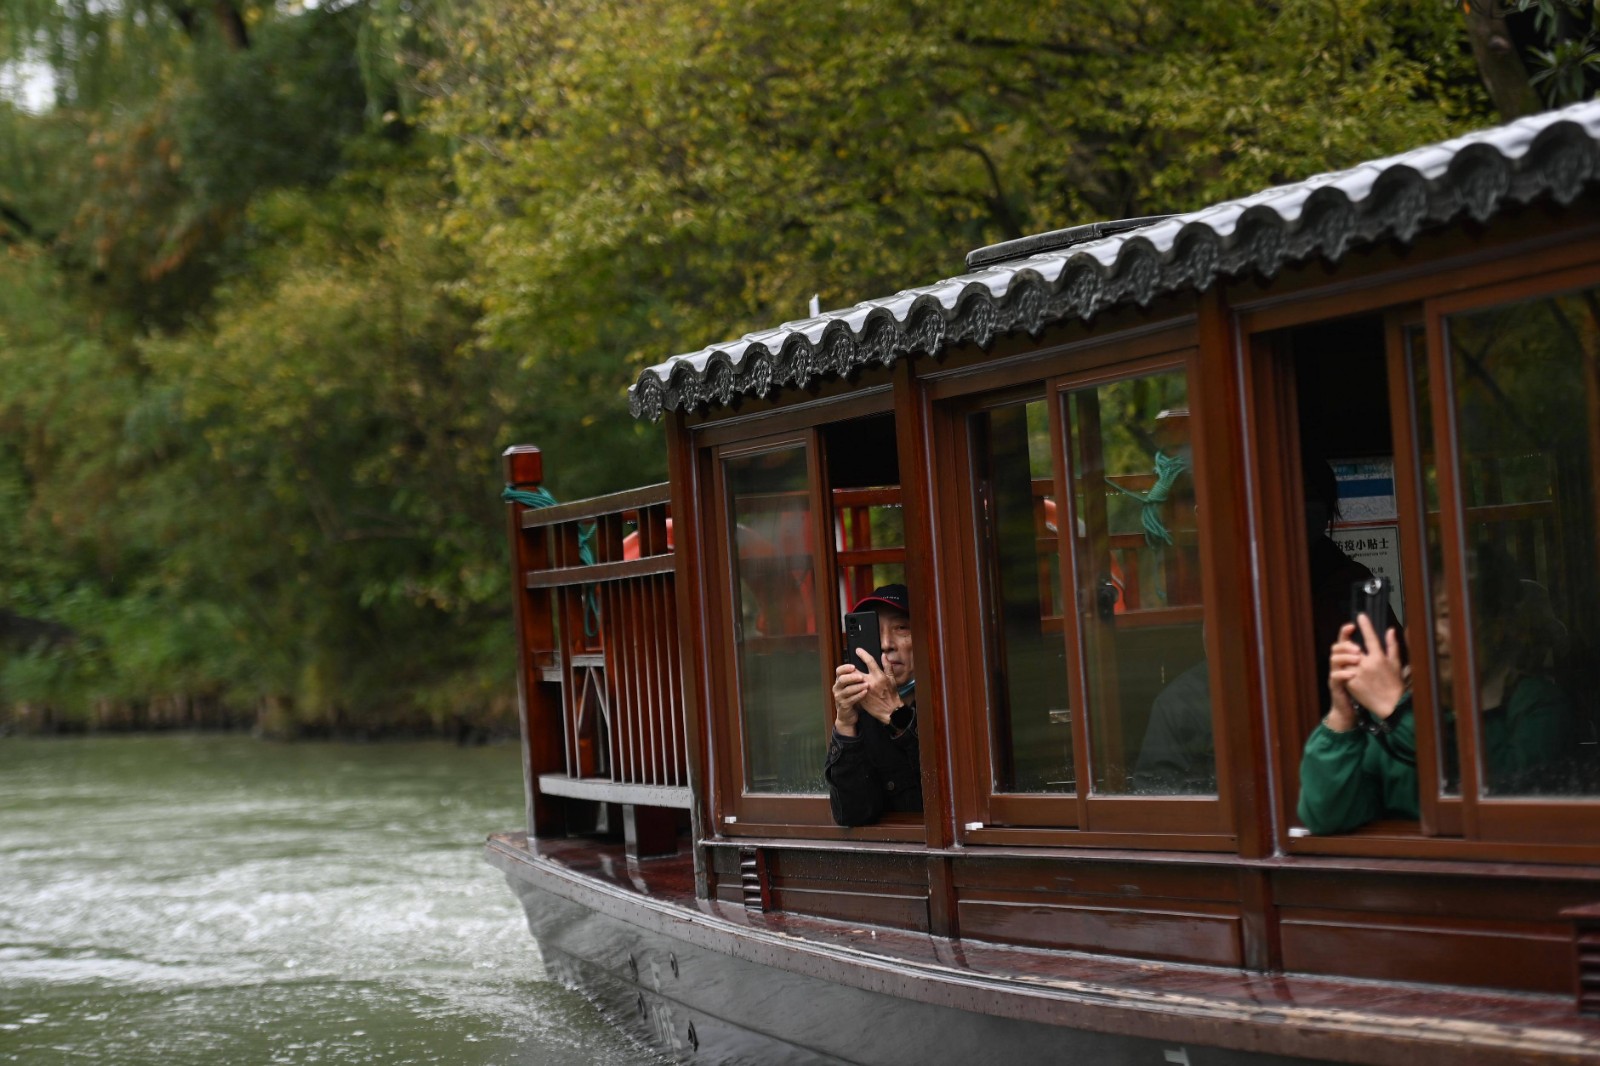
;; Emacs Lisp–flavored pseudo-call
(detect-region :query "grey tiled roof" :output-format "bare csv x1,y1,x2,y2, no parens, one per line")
629,101,1600,420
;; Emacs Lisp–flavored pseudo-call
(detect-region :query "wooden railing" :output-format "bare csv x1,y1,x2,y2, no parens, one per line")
503,446,687,855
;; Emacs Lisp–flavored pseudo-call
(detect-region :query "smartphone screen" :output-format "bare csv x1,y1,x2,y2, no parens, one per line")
843,610,880,670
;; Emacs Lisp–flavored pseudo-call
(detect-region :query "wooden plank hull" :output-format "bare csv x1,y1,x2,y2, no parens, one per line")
489,833,1600,1066
499,864,1323,1066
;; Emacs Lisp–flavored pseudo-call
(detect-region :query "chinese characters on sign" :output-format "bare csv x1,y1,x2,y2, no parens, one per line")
1329,526,1404,624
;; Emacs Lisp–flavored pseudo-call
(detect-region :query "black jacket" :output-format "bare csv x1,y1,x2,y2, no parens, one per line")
823,702,921,826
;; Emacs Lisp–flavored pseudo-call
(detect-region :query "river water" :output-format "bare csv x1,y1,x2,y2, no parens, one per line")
0,734,661,1066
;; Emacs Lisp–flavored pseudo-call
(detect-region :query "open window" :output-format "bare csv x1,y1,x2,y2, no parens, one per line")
828,415,906,612
1258,262,1600,857
1262,315,1416,824
703,409,915,837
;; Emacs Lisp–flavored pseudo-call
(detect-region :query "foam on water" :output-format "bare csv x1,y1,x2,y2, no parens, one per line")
0,735,662,1066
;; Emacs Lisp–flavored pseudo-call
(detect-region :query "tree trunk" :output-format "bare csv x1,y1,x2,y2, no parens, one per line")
211,2,250,51
1465,4,1541,120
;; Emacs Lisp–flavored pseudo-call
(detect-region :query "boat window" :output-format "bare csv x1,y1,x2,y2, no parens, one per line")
835,492,904,612
706,407,917,837
831,412,906,610
1442,286,1600,801
724,444,825,794
1065,369,1212,796
944,332,1231,842
1289,315,1405,736
1275,271,1600,853
1274,312,1441,839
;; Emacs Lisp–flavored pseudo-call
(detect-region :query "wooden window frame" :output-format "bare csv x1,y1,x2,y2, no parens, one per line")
937,323,1238,850
1427,260,1600,848
1242,244,1600,863
1389,314,1460,839
699,394,923,842
834,484,907,615
943,382,1072,832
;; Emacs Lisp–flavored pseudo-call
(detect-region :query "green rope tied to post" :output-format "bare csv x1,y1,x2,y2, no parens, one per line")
502,485,600,636
1105,450,1189,548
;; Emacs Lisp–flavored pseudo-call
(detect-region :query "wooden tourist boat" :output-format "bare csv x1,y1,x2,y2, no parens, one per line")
486,102,1600,1065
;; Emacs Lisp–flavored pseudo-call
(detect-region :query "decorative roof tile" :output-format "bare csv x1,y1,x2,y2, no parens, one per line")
629,101,1600,420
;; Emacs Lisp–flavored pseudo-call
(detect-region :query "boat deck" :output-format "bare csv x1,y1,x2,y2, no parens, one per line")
487,831,1600,1066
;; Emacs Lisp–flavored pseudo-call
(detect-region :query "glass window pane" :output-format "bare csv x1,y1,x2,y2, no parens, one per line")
1067,370,1214,795
973,398,1074,794
725,446,824,793
1445,288,1599,798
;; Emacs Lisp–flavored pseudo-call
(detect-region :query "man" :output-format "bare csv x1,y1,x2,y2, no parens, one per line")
824,583,921,826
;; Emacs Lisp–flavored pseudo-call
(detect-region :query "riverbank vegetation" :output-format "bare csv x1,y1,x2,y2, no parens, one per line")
0,2,1585,736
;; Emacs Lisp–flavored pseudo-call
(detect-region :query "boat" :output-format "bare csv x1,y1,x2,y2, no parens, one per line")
486,101,1600,1064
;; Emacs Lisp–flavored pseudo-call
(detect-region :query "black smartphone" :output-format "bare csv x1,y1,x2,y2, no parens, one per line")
843,610,880,671
1348,575,1392,650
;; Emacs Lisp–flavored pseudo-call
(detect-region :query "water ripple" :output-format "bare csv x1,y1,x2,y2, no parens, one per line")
0,735,662,1066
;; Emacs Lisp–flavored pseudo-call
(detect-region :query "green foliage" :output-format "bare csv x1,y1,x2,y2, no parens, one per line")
427,0,1483,435
0,248,183,717
1,1,200,109
177,7,372,207
0,3,523,731
1513,0,1600,104
138,156,512,719
0,0,1503,733
1,2,401,329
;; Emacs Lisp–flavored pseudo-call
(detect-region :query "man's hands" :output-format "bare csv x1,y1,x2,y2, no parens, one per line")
832,648,903,737
1325,613,1406,733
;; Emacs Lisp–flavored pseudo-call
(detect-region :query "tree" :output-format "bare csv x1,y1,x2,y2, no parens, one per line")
1,2,398,327
0,2,506,731
1463,1,1600,120
136,154,519,727
0,0,1504,733
425,0,1485,447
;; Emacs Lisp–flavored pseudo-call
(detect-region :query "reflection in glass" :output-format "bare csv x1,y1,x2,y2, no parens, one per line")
972,398,1073,793
1067,370,1214,795
1445,288,1597,797
726,447,824,793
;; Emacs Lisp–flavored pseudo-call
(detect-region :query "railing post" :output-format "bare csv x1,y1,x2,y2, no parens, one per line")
504,445,568,841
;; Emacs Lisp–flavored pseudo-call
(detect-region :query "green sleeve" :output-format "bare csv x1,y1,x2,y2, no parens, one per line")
1297,702,1419,834
1371,707,1420,821
1298,724,1382,835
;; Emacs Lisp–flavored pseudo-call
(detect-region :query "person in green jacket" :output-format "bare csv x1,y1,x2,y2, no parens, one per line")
1298,577,1573,835
1298,612,1418,834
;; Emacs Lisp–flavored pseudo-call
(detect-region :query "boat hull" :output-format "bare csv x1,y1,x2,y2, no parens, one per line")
501,871,1322,1066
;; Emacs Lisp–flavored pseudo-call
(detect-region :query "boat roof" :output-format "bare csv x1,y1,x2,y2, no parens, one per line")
629,100,1600,421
